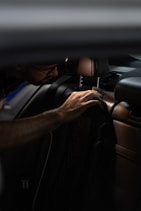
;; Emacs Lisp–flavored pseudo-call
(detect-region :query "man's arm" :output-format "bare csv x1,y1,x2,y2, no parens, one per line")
0,90,102,150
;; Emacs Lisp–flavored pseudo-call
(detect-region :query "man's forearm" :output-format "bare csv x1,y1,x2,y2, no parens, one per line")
0,108,64,150
0,89,102,151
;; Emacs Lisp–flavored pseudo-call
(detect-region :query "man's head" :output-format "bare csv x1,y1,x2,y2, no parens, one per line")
0,64,59,99
16,64,58,85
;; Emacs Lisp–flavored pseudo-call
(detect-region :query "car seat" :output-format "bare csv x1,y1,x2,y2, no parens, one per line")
112,77,141,211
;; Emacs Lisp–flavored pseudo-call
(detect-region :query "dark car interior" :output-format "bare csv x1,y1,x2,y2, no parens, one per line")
1,1,141,211
0,55,141,211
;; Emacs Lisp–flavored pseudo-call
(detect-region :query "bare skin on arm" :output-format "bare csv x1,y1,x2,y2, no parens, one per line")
0,90,102,150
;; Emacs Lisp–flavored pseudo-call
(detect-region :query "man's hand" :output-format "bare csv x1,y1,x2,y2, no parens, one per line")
58,90,103,122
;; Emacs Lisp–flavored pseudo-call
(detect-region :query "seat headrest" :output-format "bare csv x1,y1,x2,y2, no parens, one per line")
114,77,141,106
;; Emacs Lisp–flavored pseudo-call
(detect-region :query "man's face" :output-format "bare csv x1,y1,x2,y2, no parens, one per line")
17,64,58,85
0,64,58,99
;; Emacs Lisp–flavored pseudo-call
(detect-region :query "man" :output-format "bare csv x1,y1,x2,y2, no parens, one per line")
0,64,102,150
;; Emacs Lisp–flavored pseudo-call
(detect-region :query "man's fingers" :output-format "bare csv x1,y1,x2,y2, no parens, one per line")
77,90,103,102
82,99,99,107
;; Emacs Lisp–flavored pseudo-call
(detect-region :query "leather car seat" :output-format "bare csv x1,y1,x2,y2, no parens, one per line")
112,77,141,211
